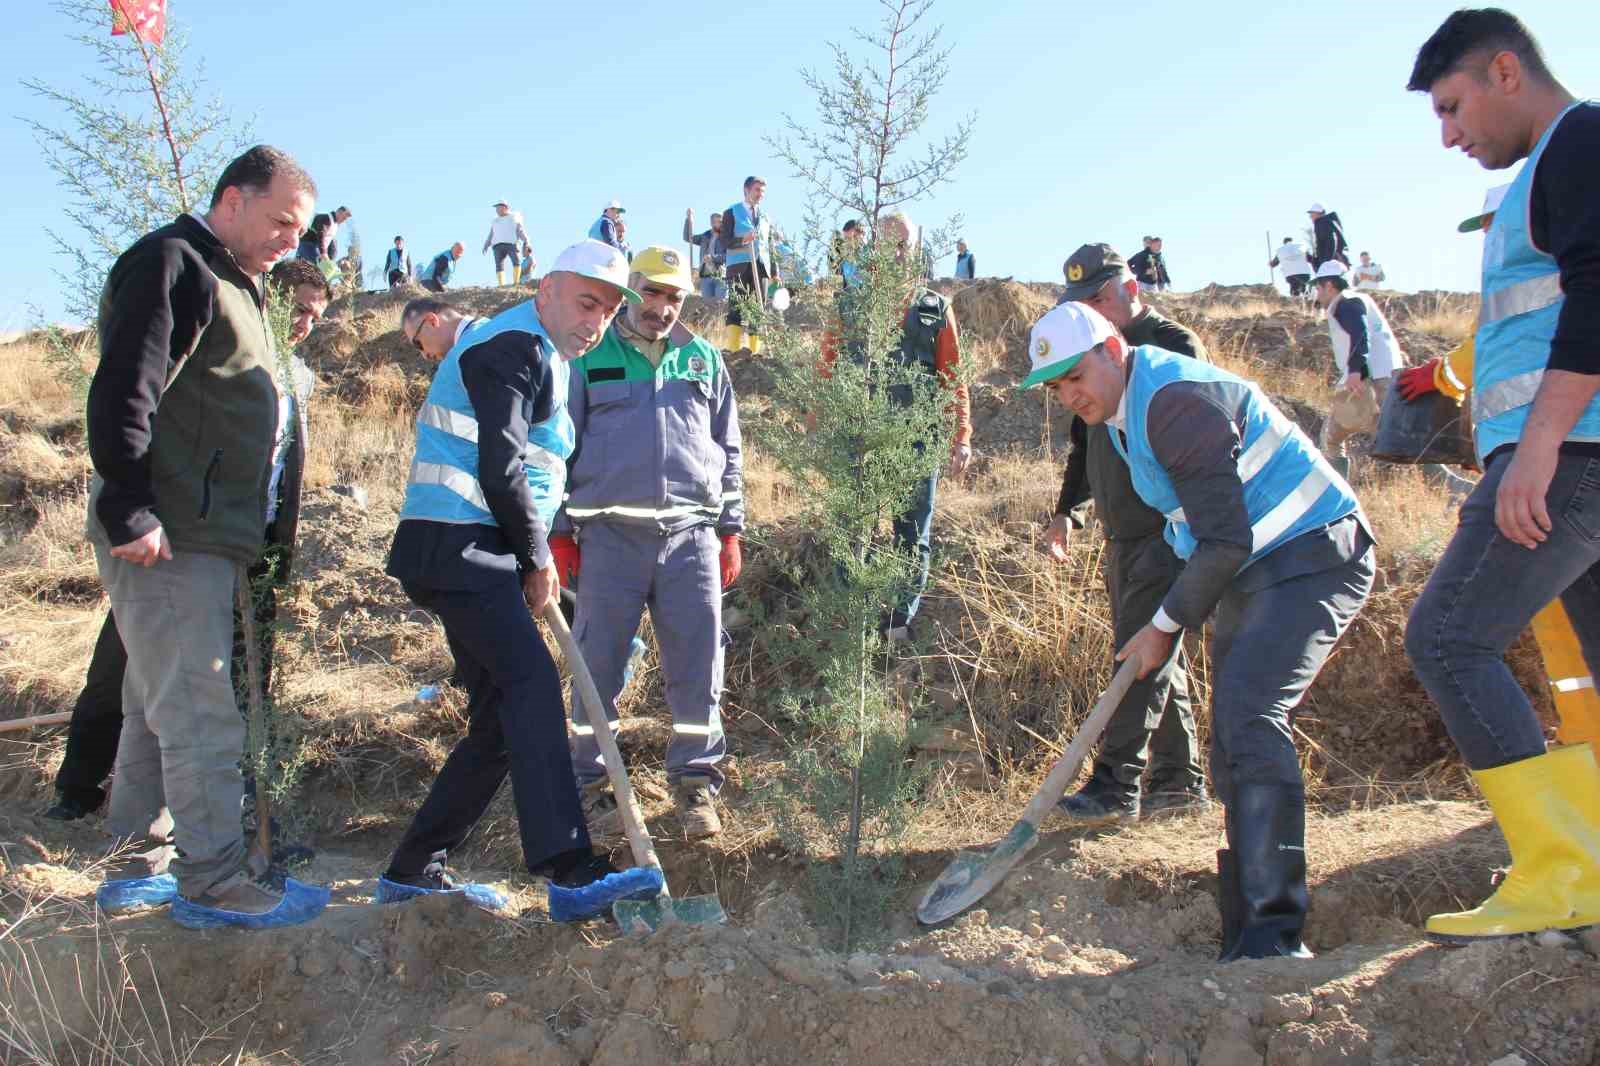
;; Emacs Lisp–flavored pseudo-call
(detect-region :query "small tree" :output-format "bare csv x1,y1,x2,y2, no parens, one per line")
755,0,974,950
23,0,250,327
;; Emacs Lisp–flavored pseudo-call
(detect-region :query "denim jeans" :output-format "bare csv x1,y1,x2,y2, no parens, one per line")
699,277,728,301
1406,449,1600,769
888,470,939,628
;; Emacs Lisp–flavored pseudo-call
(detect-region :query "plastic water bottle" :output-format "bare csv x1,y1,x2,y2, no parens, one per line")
620,637,649,687
416,684,441,704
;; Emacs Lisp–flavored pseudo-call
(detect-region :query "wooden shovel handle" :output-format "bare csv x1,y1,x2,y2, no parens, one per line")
0,712,72,734
1018,656,1143,830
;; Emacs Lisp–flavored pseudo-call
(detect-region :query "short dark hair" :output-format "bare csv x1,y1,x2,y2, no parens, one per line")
394,235,404,242
209,145,316,208
1322,275,1350,292
842,220,860,233
743,175,766,189
336,205,350,215
401,296,452,326
270,258,333,303
1407,8,1553,92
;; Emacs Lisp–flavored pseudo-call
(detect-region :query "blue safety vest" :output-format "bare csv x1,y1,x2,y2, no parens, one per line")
398,304,573,529
1472,100,1596,464
423,250,455,286
724,201,769,270
1111,346,1360,564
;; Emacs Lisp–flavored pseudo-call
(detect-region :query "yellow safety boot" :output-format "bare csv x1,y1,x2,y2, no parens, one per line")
722,324,744,352
1530,601,1600,754
495,269,507,287
1427,743,1600,943
746,331,762,355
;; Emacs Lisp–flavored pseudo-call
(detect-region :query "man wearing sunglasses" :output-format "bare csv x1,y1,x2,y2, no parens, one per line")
401,297,476,363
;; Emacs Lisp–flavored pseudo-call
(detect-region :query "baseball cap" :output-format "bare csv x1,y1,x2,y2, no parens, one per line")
493,200,509,207
1019,303,1116,390
606,199,626,213
1307,202,1325,214
630,245,693,292
1458,183,1511,233
1314,261,1347,281
550,240,642,303
1061,243,1126,301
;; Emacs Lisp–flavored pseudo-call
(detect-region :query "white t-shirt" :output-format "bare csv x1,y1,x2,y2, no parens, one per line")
1354,262,1385,288
1275,241,1311,276
488,213,524,246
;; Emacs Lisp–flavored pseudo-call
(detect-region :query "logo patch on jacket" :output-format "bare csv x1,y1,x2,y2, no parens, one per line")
688,355,708,375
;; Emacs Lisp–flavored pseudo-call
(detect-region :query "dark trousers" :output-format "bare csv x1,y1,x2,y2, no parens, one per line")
1286,274,1311,296
388,269,407,288
421,278,445,294
888,470,938,629
1088,533,1204,798
53,544,290,807
385,576,590,878
725,261,768,331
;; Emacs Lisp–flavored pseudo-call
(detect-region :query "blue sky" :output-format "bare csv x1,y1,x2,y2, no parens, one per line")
2,0,1596,329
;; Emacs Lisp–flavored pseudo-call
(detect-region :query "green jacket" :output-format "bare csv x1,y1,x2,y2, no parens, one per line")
87,214,280,565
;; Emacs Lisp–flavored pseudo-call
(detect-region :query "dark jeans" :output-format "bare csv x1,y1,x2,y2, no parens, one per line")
1208,543,1375,805
1406,449,1600,769
385,576,590,877
1087,533,1204,799
388,269,407,288
1287,274,1311,296
725,261,768,331
888,469,938,629
421,278,445,294
492,242,518,272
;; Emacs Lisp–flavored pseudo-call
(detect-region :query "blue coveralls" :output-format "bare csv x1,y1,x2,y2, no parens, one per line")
556,320,744,792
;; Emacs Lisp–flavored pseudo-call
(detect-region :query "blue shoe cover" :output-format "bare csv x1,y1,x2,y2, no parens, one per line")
171,877,330,930
374,875,507,912
96,873,178,914
547,866,664,922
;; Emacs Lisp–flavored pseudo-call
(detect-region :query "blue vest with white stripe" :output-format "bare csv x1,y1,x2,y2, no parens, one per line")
1113,346,1360,564
424,250,455,286
724,202,768,270
398,304,573,529
1473,101,1596,464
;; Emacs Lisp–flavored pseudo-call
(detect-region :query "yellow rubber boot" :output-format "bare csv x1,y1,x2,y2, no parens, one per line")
1530,601,1600,753
1426,743,1600,942
746,331,762,355
495,269,507,287
722,324,744,352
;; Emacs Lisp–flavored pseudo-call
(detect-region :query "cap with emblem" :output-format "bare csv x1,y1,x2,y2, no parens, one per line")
1458,183,1511,233
1061,243,1127,302
605,199,626,213
1307,202,1326,214
1019,303,1117,390
630,245,694,292
550,240,642,303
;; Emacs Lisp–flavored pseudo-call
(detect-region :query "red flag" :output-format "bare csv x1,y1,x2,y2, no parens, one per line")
110,0,167,45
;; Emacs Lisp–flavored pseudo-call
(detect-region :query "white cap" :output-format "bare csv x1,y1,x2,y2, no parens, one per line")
605,199,625,212
1314,260,1347,281
1019,303,1116,390
550,240,642,303
1307,202,1325,214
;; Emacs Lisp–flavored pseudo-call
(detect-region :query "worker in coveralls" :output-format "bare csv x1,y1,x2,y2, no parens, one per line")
550,245,744,840
375,240,649,916
1024,302,1374,960
1403,9,1600,942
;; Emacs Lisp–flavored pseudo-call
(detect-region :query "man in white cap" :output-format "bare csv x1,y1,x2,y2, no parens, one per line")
1306,203,1350,270
1022,302,1373,960
375,240,650,919
1313,260,1408,480
483,201,531,287
550,244,744,838
589,201,625,251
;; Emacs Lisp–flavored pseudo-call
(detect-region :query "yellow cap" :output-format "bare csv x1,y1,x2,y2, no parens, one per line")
630,245,693,292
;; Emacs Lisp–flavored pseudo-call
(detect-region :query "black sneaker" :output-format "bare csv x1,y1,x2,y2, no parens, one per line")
1142,787,1212,817
44,790,104,821
1056,787,1139,823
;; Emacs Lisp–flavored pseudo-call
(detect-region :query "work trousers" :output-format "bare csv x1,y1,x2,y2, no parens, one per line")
886,469,939,630
569,522,727,791
699,276,728,302
1207,544,1375,806
1407,450,1600,769
1088,532,1205,798
94,545,248,898
725,261,768,331
387,575,589,877
492,242,519,273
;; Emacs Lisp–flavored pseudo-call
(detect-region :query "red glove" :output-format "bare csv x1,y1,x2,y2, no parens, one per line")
548,534,580,587
1396,359,1441,402
719,534,742,589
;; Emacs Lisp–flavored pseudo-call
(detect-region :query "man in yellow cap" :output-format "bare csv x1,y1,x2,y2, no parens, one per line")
550,245,744,839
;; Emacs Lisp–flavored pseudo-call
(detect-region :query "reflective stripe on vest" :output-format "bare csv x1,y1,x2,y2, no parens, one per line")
1553,675,1595,694
418,402,479,443
1481,272,1562,325
409,460,488,511
1166,419,1290,523
1472,368,1544,427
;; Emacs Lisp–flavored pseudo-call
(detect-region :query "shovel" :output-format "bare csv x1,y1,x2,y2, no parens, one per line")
542,603,727,932
917,655,1142,925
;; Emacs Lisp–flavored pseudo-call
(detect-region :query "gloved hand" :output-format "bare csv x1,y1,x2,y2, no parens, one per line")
719,534,742,589
1397,359,1441,402
548,534,580,587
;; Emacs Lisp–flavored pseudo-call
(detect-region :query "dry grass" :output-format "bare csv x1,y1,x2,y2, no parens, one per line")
0,340,80,428
1389,291,1478,345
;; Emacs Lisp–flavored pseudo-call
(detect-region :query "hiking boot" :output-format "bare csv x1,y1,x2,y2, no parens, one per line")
44,788,104,821
171,869,329,930
1056,785,1139,824
377,850,506,911
1142,785,1213,817
673,776,722,839
581,780,623,841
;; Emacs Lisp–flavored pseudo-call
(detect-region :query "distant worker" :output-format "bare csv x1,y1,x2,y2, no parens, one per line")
551,245,744,839
1307,203,1349,269
1270,237,1314,297
721,176,778,354
484,201,531,286
614,218,633,263
1353,252,1387,289
420,242,464,293
1403,8,1600,944
1128,237,1171,292
684,208,728,301
385,236,412,288
1313,261,1406,480
588,200,625,250
1024,301,1373,961
954,239,976,280
296,204,350,264
1046,243,1210,821
521,244,537,285
378,242,646,916
836,220,864,287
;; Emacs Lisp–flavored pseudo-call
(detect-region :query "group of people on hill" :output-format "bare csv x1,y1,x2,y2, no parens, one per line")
1271,206,1387,297
44,8,1600,971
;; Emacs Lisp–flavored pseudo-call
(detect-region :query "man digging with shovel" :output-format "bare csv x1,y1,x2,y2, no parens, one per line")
1023,302,1374,960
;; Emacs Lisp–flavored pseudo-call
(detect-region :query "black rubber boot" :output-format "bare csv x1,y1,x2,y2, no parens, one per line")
1215,848,1244,961
1219,781,1313,961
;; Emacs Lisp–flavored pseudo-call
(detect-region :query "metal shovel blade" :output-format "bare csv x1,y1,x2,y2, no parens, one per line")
614,891,728,934
917,820,1040,925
